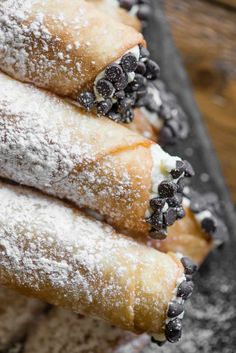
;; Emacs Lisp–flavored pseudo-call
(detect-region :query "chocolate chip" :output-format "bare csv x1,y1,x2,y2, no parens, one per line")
135,61,146,75
145,59,160,80
120,108,134,123
177,207,185,219
181,257,198,275
104,64,124,84
177,280,194,300
146,212,163,231
114,90,125,100
201,217,217,234
158,104,173,120
77,92,95,110
167,195,182,207
158,181,178,198
150,198,166,211
121,53,138,73
113,73,129,90
159,126,175,145
168,301,184,318
96,79,114,98
137,4,151,21
108,110,122,122
129,74,147,92
163,208,177,226
119,0,135,11
97,99,113,116
184,160,195,177
165,319,182,343
171,160,186,179
177,177,185,193
149,227,167,240
118,97,135,113
139,46,150,60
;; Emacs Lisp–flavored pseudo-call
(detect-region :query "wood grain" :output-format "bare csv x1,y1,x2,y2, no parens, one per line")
165,0,236,202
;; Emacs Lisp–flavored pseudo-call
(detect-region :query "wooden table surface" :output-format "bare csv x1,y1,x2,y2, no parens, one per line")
164,0,236,203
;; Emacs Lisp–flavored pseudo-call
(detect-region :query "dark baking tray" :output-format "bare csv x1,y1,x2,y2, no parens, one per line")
142,1,236,352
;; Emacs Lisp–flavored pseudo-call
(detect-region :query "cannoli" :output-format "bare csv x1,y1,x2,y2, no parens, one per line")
0,180,196,344
0,72,193,239
24,308,150,353
0,0,159,123
129,80,189,145
128,108,227,264
0,286,45,351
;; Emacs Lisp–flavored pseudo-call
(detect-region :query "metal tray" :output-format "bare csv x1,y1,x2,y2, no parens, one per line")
142,1,236,352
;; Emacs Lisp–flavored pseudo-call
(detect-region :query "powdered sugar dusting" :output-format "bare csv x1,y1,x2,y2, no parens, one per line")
0,181,182,334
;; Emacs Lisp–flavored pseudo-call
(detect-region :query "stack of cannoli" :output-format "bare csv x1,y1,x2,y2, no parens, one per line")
0,1,226,352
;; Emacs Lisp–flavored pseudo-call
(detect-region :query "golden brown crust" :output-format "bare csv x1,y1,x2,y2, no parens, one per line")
0,0,144,99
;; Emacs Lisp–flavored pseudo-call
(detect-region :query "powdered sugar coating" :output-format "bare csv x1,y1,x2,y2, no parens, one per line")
0,181,183,334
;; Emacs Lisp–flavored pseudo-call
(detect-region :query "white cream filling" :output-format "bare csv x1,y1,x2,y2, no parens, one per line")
94,45,140,102
146,145,183,218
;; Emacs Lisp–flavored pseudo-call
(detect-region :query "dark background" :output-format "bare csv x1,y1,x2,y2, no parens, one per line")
142,1,236,352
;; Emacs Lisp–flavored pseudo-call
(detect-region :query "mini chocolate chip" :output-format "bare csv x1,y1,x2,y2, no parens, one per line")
121,53,138,73
158,181,178,198
114,90,125,100
159,126,175,145
145,59,160,80
177,178,185,193
104,64,124,84
165,319,182,343
163,208,177,226
177,207,185,219
151,337,165,346
171,160,186,179
149,227,167,240
146,212,163,230
201,217,217,234
181,257,198,275
168,301,184,318
137,4,151,20
158,104,173,120
96,79,114,98
135,61,146,75
119,0,135,10
140,46,150,59
177,281,194,300
108,110,122,122
166,119,181,136
118,97,135,113
150,198,166,211
184,160,195,177
113,73,129,90
120,108,134,123
129,74,147,92
167,195,181,207
97,99,113,116
77,92,95,110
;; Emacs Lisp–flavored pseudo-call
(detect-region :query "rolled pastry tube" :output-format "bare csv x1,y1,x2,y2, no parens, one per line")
0,286,45,351
128,109,226,264
0,181,196,344
24,308,150,353
0,73,192,239
0,0,159,123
